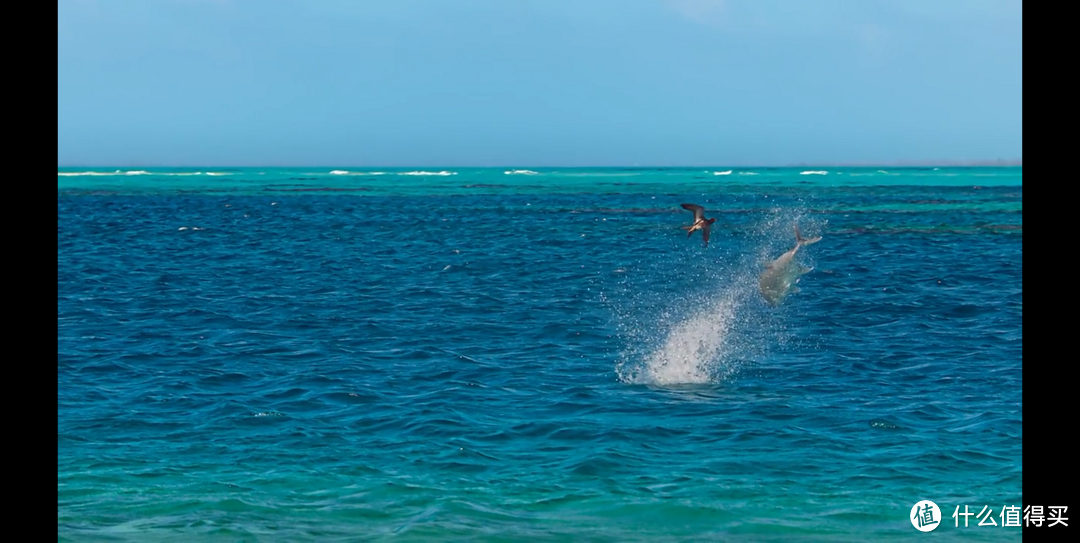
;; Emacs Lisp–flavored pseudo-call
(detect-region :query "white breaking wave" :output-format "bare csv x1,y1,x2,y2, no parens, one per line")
561,172,642,177
58,170,243,177
399,171,457,176
800,170,828,175
59,170,196,176
713,170,733,175
330,170,350,175
504,169,539,175
738,171,759,175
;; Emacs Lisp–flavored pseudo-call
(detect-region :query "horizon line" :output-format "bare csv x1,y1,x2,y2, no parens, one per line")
58,161,1023,169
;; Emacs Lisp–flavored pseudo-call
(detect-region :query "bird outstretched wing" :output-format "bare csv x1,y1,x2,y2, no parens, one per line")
680,203,705,222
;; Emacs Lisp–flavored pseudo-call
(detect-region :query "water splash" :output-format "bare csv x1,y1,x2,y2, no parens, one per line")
621,294,739,385
611,252,762,386
611,205,825,386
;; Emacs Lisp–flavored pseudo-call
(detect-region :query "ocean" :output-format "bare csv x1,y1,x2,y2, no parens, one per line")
58,167,1022,541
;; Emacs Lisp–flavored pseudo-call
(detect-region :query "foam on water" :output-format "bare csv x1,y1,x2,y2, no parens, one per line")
57,170,131,176
58,171,210,176
330,170,387,175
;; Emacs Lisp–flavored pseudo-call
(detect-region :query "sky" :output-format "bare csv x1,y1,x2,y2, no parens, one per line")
57,0,1023,167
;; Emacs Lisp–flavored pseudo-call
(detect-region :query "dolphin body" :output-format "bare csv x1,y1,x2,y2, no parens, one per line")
758,225,822,306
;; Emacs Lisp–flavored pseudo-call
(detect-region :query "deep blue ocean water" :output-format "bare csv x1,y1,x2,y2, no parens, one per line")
58,167,1022,541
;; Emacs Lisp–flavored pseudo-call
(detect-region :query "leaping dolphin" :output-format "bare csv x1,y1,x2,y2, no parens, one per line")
680,203,717,247
758,225,822,306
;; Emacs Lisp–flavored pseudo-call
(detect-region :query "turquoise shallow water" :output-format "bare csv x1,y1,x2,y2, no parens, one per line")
58,167,1021,541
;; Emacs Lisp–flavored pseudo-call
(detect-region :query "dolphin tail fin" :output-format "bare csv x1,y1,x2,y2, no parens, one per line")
795,225,822,246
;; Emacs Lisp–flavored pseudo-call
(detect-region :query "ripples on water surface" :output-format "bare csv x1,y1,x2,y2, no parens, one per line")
58,168,1021,540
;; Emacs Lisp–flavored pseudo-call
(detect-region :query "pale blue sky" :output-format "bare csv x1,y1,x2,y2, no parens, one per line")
57,0,1022,166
